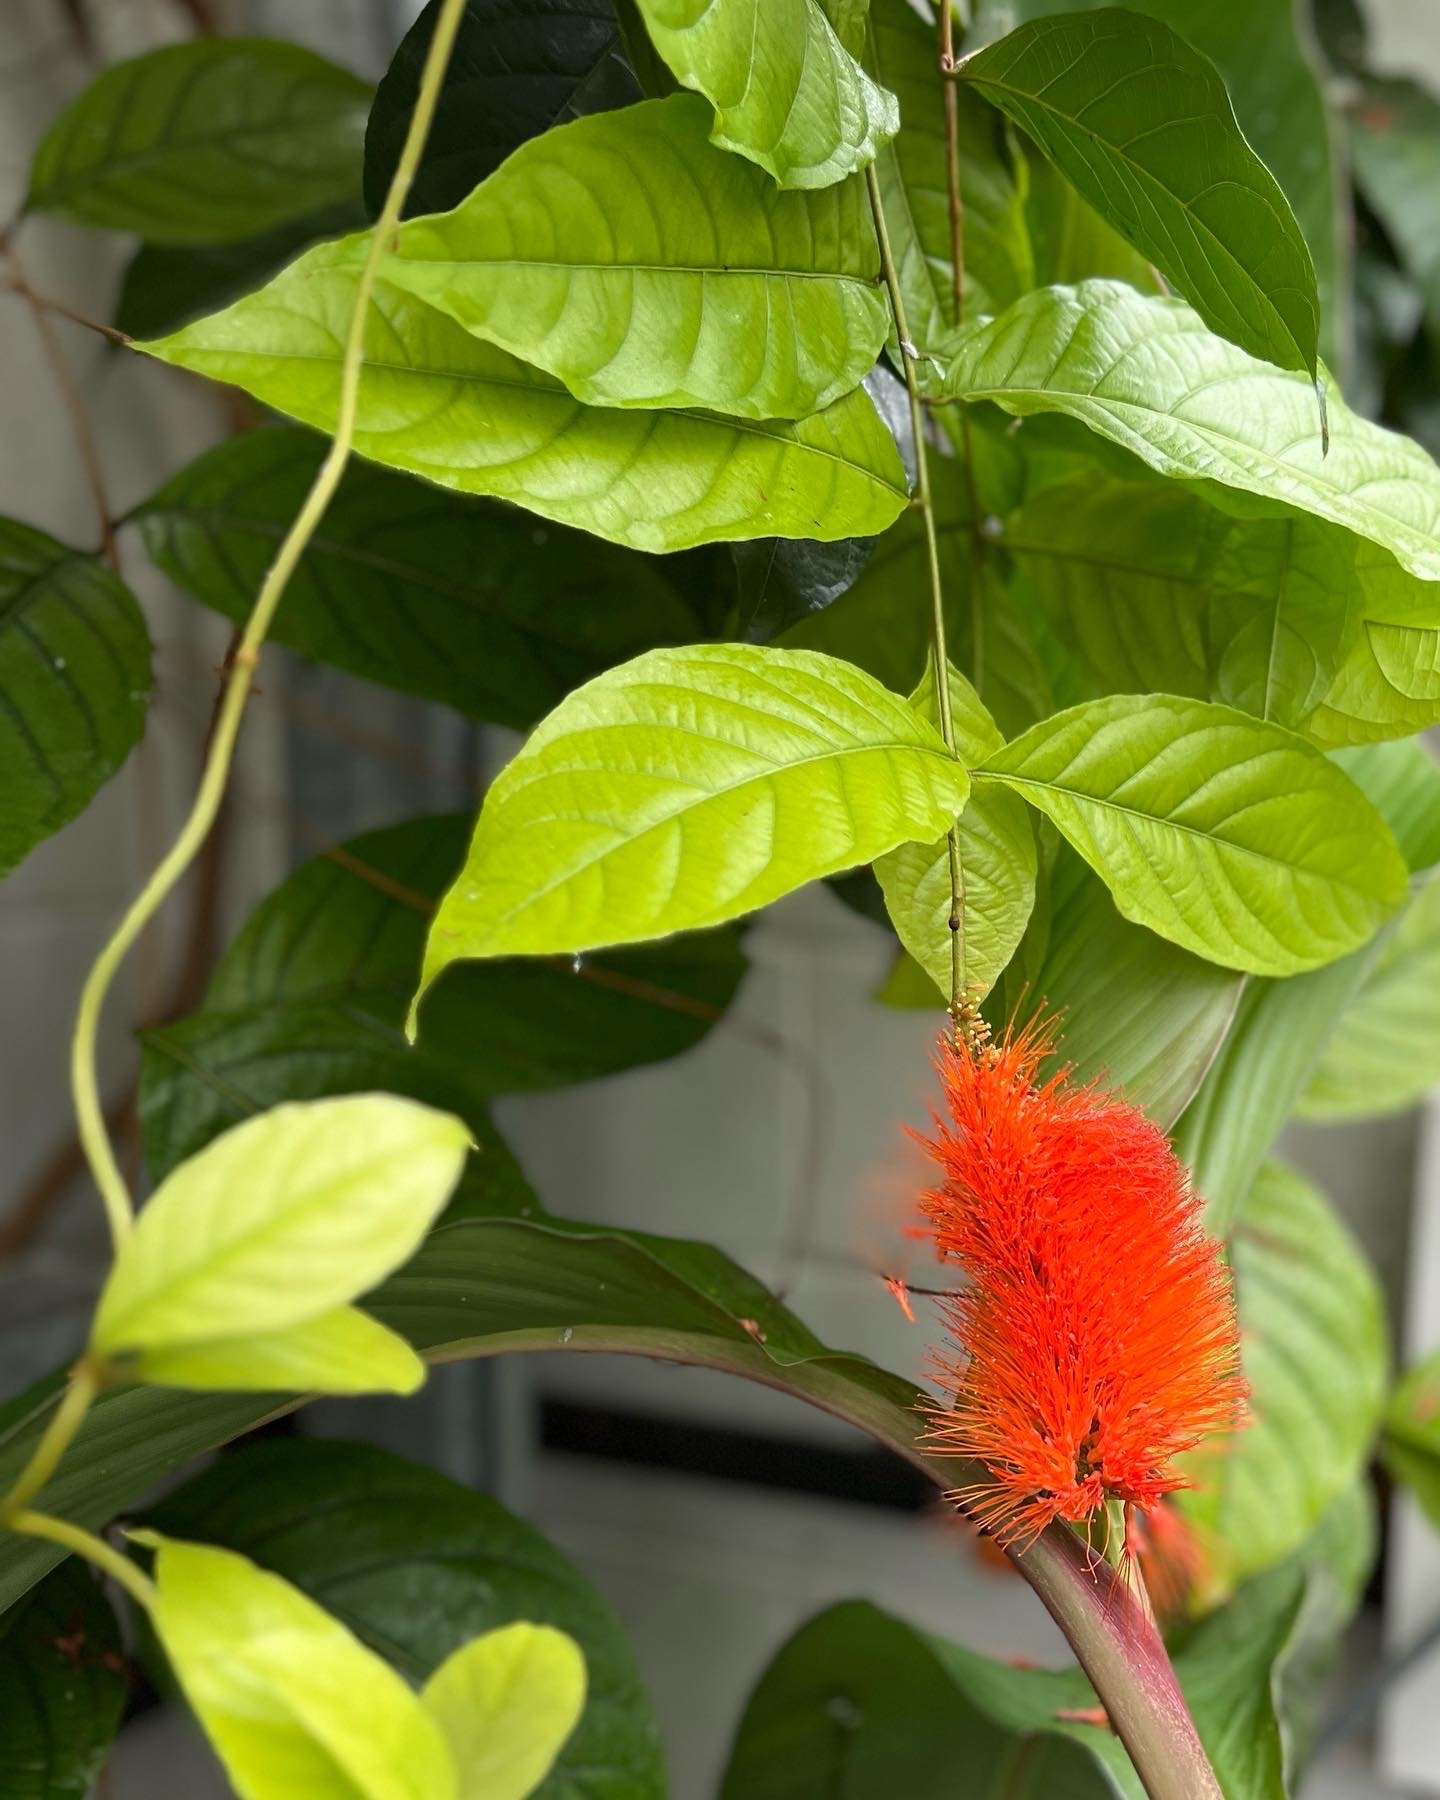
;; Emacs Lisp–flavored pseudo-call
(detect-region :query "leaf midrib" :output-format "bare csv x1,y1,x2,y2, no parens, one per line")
393,253,877,285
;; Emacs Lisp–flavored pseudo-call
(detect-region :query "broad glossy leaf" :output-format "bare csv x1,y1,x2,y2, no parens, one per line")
1298,877,1440,1120
976,693,1408,976
1175,1162,1387,1596
630,0,899,188
148,1537,454,1800
874,663,1035,1003
145,1440,663,1800
27,40,371,242
0,521,151,878
927,281,1440,582
957,9,1319,378
423,1625,585,1800
865,0,1033,352
1173,947,1381,1237
140,817,744,1188
383,96,889,418
994,849,1243,1130
0,1562,126,1799
131,431,701,730
1383,1349,1440,1531
419,645,971,990
92,1095,470,1374
138,238,908,553
364,0,641,220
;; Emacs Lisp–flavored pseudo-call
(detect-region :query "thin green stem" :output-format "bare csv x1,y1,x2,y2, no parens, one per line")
67,0,472,1254
865,163,971,1035
0,1360,101,1520
8,1511,157,1611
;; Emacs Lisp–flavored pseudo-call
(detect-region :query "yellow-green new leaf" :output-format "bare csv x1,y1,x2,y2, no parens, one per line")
417,645,971,1005
422,1624,586,1800
132,1306,425,1396
874,663,1036,1003
136,237,908,554
149,1538,456,1800
382,96,888,419
631,0,898,189
92,1095,469,1366
976,694,1408,976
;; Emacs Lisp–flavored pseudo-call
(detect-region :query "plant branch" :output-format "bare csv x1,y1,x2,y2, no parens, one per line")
938,3,967,326
864,164,972,1039
7,1511,155,1611
66,0,472,1255
0,1360,100,1520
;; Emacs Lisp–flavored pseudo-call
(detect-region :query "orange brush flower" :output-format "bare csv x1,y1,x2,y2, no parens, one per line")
914,1020,1244,1548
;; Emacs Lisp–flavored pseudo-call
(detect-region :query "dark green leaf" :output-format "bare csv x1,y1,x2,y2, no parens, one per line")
27,39,371,242
137,236,909,553
0,521,150,879
0,1562,126,1799
730,535,874,642
131,429,702,730
140,814,744,1181
144,1441,663,1799
1022,152,1158,291
364,0,642,221
629,0,899,189
956,9,1319,377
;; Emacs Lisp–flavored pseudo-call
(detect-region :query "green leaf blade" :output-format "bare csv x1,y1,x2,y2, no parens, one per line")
978,693,1408,976
958,9,1319,377
631,0,899,189
383,96,890,419
417,645,972,995
422,1624,586,1800
137,238,908,553
27,39,371,242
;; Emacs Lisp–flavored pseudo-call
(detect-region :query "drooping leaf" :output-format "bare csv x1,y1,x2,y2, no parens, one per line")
131,430,702,730
364,0,642,220
864,0,1033,353
955,9,1319,378
137,237,909,553
994,848,1243,1130
113,203,365,341
629,0,899,188
422,1627,585,1800
382,95,889,418
0,521,151,879
1174,1161,1387,1598
416,645,971,995
874,662,1036,1003
0,1562,127,1799
1382,1348,1440,1532
140,816,745,1190
91,1094,469,1389
27,40,371,242
146,1537,455,1800
925,281,1440,582
1298,876,1440,1120
975,692,1408,976
144,1440,662,1800
1172,945,1382,1236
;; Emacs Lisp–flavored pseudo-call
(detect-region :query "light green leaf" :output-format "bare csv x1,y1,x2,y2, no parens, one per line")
1298,877,1440,1121
926,281,1440,582
1383,1348,1440,1532
976,693,1407,976
91,1094,470,1372
0,521,151,879
630,0,898,188
956,9,1319,378
131,429,703,732
132,1306,425,1397
417,644,971,996
382,95,888,419
27,39,371,242
1175,1162,1387,1598
423,1624,585,1800
865,0,1033,353
137,237,908,553
148,1537,455,1800
874,662,1035,1003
